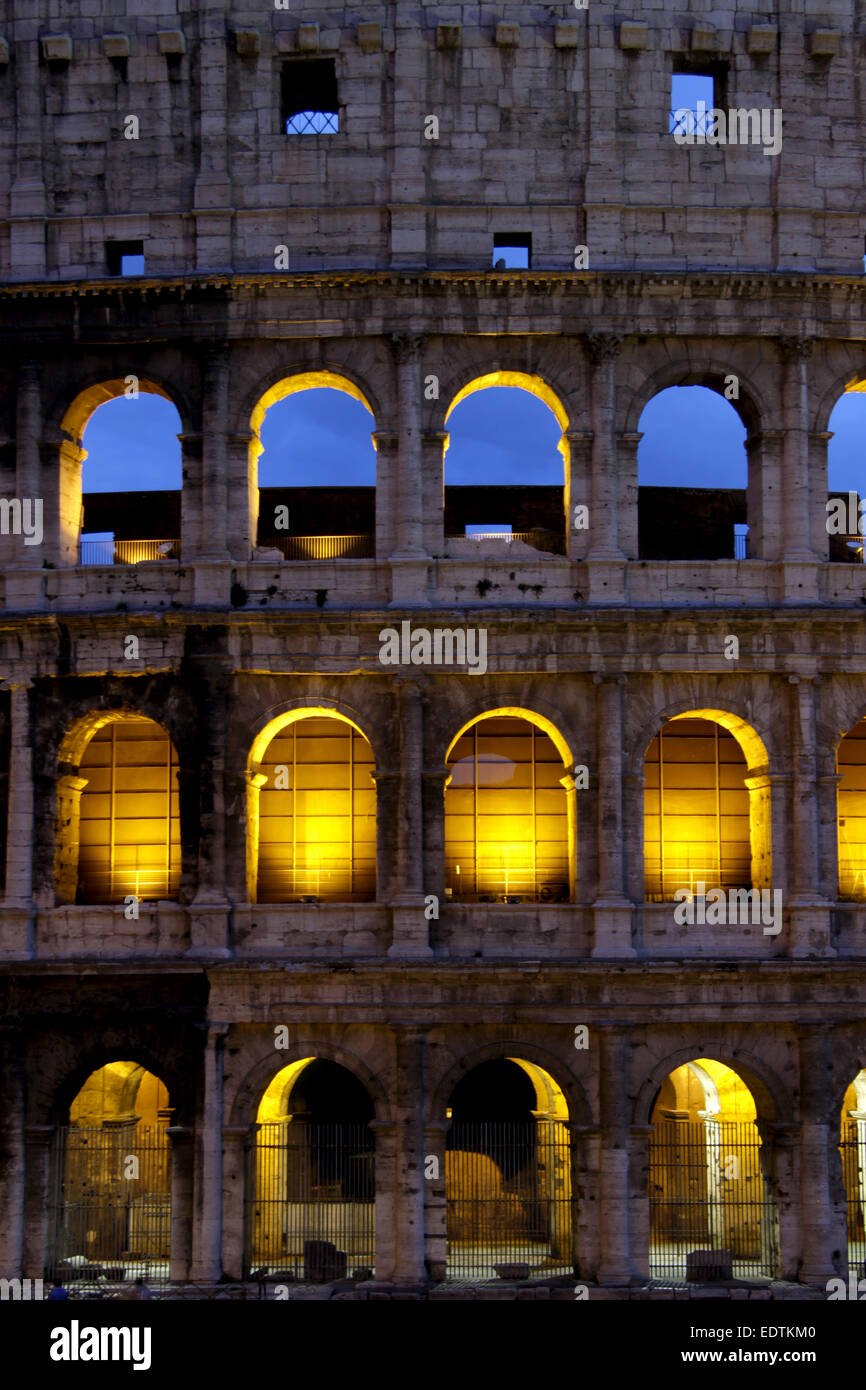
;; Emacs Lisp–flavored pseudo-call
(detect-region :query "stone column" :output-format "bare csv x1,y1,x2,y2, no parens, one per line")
422,768,449,914
422,1120,448,1280
818,772,844,902
389,18,427,268
22,1125,53,1279
615,431,643,561
193,6,231,269
571,1123,600,1280
759,1120,799,1280
596,1024,634,1284
167,1126,194,1281
388,1024,428,1282
189,664,231,957
6,363,45,605
563,429,594,562
0,1036,26,1278
1,682,34,959
372,431,399,559
226,432,254,561
591,675,635,958
809,431,834,559
746,429,785,562
368,1120,398,1281
422,430,448,558
388,680,432,959
628,1124,655,1281
178,433,203,560
198,346,230,562
389,334,430,606
585,333,624,560
10,23,46,277
788,677,832,956
778,338,820,590
191,1024,228,1281
221,1125,249,1280
797,1023,845,1283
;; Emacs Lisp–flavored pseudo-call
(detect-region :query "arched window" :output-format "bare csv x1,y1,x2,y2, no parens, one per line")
253,713,376,902
247,1059,375,1279
443,1057,572,1281
251,375,377,560
47,1062,172,1288
70,386,182,566
648,1059,778,1281
643,715,755,901
839,1070,866,1277
637,384,748,560
445,714,571,903
74,716,180,904
443,376,567,556
836,720,866,899
827,388,866,562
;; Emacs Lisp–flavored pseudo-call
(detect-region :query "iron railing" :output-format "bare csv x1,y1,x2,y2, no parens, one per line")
841,1119,866,1278
445,1120,573,1280
79,538,180,566
267,534,374,562
46,1123,171,1288
286,111,339,135
245,1122,375,1280
648,1119,779,1283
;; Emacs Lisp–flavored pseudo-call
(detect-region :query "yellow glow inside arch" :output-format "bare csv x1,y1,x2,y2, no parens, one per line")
257,1059,316,1124
442,371,570,468
445,707,572,768
249,371,376,465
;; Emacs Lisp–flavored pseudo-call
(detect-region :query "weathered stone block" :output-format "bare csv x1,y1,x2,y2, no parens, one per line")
691,23,717,52
357,23,382,53
234,30,260,58
102,34,130,60
436,24,462,50
495,24,520,48
619,22,647,51
298,24,319,53
554,24,579,49
0,37,9,65
41,35,72,63
747,24,777,55
157,30,186,56
810,29,839,58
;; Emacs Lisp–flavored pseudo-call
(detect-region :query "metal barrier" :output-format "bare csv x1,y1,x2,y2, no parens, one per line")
270,535,374,561
46,1123,171,1288
841,1119,866,1277
445,1120,573,1280
79,539,180,566
245,1122,375,1280
648,1119,779,1283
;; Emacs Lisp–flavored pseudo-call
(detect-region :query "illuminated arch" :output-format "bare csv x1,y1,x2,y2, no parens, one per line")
840,1069,866,1276
246,707,377,903
229,1042,392,1128
835,718,866,900
642,710,772,900
248,369,376,470
444,708,574,904
60,377,178,454
69,1061,170,1126
444,371,569,434
625,361,763,437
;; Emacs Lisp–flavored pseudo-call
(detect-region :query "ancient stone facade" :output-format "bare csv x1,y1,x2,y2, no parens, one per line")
1,1,866,1297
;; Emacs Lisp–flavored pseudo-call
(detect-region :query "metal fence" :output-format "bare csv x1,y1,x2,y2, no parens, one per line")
445,1120,573,1280
245,1122,375,1280
648,1119,779,1283
269,534,374,562
840,1119,866,1277
46,1123,171,1288
79,538,180,566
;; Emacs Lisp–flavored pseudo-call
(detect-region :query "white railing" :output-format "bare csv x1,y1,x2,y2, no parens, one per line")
79,539,180,566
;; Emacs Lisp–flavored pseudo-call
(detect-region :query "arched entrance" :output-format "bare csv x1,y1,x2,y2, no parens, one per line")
443,1057,573,1280
648,1059,779,1283
839,1070,866,1277
47,1062,172,1289
245,1059,376,1280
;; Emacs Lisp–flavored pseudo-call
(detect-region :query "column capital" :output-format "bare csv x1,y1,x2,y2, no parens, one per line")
777,335,813,363
584,332,623,364
391,332,426,363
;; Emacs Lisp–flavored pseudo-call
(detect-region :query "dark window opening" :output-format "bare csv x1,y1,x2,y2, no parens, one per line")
670,62,728,136
106,239,145,276
281,59,339,135
492,232,532,270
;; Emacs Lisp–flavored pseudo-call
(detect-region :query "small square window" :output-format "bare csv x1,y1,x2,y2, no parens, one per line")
492,233,531,269
282,59,339,135
670,62,728,137
106,239,145,276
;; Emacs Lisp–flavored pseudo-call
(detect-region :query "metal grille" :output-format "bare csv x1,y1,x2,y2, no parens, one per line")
285,111,338,135
648,1120,778,1282
840,1119,866,1277
445,1121,573,1281
79,539,180,566
46,1124,171,1288
245,1122,375,1280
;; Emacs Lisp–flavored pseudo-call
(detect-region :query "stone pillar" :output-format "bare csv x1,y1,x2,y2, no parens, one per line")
591,676,635,958
167,1126,194,1281
628,1124,655,1281
788,677,832,956
584,334,624,569
372,431,399,559
221,1125,248,1280
389,334,430,606
422,1120,448,1280
746,430,785,562
179,433,203,560
422,768,449,914
22,1125,53,1279
1,682,34,959
571,1123,600,1280
797,1023,845,1283
818,772,844,902
760,1120,799,1280
778,338,821,591
809,431,834,559
226,432,254,561
388,680,432,959
422,430,448,558
563,429,594,562
0,1036,26,1278
189,664,231,957
388,1024,428,1282
389,19,427,268
622,769,645,905
10,24,46,277
616,431,643,560
596,1024,634,1284
193,6,231,269
198,346,230,561
191,1024,228,1281
369,1120,398,1281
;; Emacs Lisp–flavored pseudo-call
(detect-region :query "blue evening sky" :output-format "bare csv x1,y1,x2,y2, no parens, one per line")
79,384,866,497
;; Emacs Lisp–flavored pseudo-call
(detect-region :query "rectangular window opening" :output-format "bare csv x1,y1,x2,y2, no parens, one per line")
670,64,727,136
106,240,145,276
492,232,532,269
282,59,339,135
